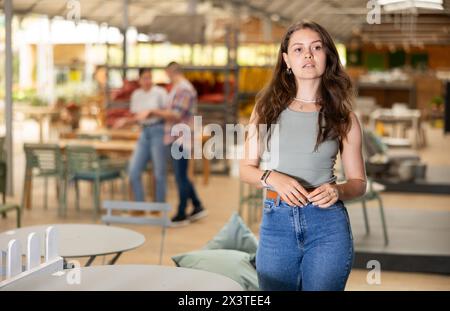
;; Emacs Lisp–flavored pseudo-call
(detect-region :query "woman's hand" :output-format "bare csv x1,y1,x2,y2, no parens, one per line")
307,183,339,208
266,171,310,207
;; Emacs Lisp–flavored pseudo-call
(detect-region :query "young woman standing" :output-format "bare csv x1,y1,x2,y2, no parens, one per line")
240,21,366,291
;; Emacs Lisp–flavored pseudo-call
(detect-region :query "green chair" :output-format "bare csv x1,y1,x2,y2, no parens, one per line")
0,203,21,227
338,130,390,246
238,181,263,228
65,145,127,220
22,144,66,216
344,178,389,246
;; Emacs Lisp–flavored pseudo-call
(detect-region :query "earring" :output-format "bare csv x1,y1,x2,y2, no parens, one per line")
286,67,293,75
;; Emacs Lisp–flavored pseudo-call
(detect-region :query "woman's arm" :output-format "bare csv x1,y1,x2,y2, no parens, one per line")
239,108,310,206
239,108,265,186
335,112,367,201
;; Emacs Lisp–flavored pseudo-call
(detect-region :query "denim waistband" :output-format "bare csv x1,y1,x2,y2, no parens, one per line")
265,196,345,209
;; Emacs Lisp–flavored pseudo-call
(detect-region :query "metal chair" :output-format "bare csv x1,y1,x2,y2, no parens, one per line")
102,200,170,265
338,130,390,246
344,178,389,246
238,181,263,228
22,144,65,216
65,145,127,219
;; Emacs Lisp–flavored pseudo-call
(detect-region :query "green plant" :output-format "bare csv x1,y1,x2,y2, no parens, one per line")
429,96,444,108
30,96,48,107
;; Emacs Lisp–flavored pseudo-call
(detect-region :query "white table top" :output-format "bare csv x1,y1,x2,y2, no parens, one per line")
370,108,421,120
1,265,243,291
0,224,145,258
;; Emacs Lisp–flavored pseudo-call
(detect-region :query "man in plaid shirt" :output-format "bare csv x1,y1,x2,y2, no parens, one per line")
137,62,207,226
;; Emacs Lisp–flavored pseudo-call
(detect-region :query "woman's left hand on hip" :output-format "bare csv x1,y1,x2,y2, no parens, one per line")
307,183,339,208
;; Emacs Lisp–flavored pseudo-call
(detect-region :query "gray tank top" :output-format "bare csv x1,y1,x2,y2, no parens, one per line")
262,107,339,188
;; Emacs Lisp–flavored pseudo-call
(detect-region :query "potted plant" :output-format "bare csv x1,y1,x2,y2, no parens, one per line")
429,96,444,112
64,95,82,130
428,96,444,128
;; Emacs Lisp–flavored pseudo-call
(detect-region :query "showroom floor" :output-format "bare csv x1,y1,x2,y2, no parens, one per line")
1,118,449,290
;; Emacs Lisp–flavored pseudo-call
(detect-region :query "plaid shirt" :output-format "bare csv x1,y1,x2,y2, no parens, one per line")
164,79,197,146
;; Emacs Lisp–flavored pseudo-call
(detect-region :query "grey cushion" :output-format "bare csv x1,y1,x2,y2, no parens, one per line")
203,212,258,255
172,249,259,291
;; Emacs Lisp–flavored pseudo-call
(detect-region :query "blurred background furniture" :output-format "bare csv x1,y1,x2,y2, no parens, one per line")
0,265,243,291
102,200,171,264
0,224,145,267
65,145,127,219
369,105,425,149
354,96,379,125
0,226,62,288
238,181,263,228
344,178,389,246
22,144,66,215
0,137,21,227
363,129,422,180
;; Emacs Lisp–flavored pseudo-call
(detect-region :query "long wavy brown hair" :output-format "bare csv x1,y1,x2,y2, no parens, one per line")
255,20,353,152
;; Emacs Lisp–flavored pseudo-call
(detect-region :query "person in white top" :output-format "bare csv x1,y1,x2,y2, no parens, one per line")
113,68,168,203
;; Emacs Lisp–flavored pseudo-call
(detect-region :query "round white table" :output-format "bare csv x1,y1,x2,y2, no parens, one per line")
1,265,243,291
0,224,145,266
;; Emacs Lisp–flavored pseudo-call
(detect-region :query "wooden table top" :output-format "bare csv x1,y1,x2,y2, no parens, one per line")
58,139,136,153
75,128,140,140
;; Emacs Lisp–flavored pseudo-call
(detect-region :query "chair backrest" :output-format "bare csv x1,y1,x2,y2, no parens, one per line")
65,145,99,174
101,200,171,264
102,200,171,226
0,226,63,288
362,130,388,160
23,143,63,176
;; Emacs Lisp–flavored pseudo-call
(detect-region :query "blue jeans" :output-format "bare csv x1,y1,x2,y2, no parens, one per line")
256,198,354,291
128,124,167,202
167,144,201,217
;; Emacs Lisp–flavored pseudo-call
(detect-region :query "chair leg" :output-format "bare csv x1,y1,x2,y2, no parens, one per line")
16,206,21,228
22,171,33,210
56,178,60,216
121,176,127,200
159,215,167,265
1,192,5,218
44,176,48,210
110,180,114,199
362,199,370,235
238,182,244,217
58,177,66,217
27,175,33,210
75,180,80,212
93,180,101,220
376,194,389,246
65,176,71,217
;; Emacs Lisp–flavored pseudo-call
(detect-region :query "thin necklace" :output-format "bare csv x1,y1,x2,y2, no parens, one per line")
293,97,321,103
293,97,321,111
